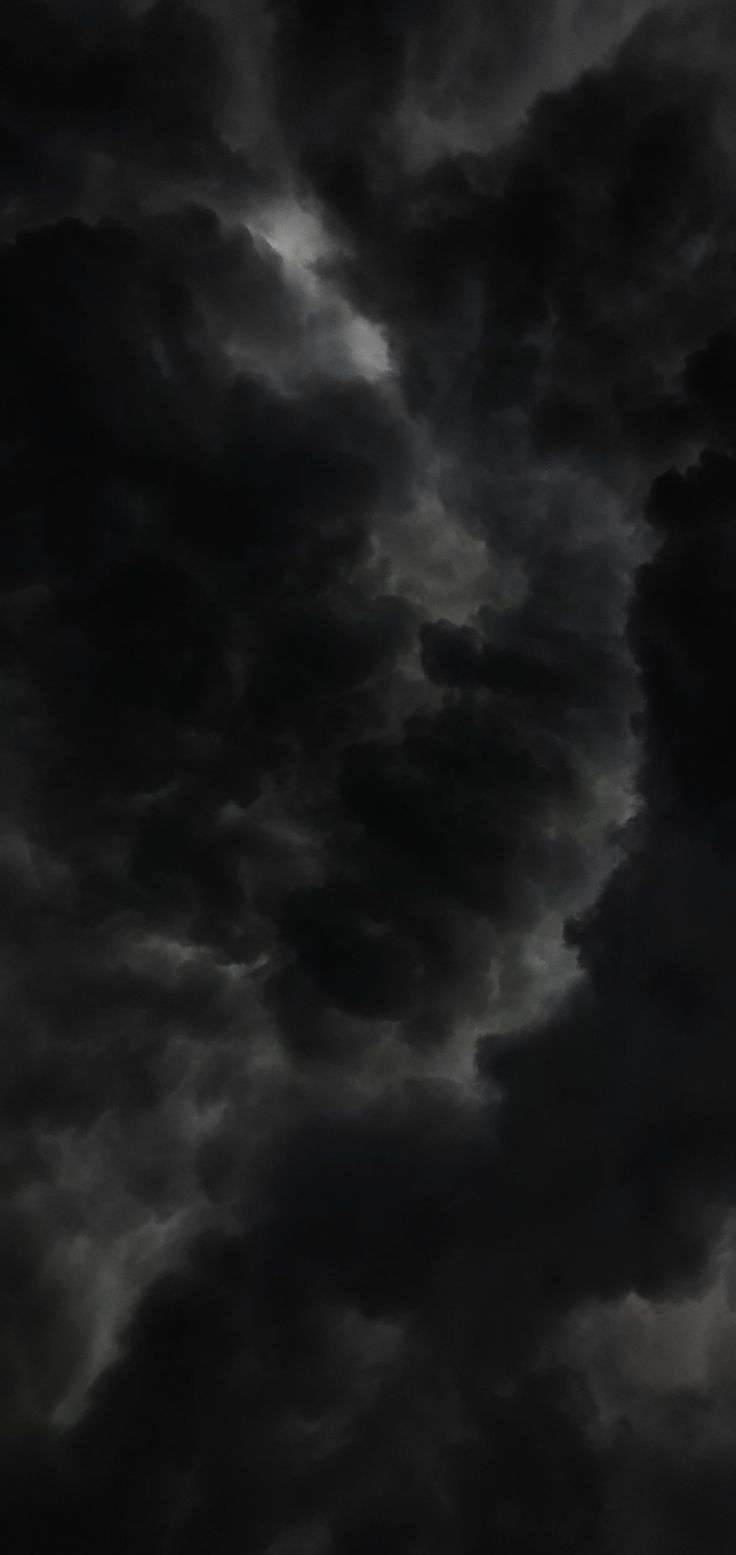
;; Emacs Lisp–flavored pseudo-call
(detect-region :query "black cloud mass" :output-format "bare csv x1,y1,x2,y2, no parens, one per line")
5,2,736,1551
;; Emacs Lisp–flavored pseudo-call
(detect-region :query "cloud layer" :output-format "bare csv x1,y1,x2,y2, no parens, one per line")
4,2,736,1551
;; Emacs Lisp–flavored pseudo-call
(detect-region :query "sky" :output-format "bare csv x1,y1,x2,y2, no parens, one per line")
4,1,736,1550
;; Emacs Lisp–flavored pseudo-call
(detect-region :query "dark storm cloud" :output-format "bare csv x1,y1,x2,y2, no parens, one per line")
0,0,260,224
6,2,736,1554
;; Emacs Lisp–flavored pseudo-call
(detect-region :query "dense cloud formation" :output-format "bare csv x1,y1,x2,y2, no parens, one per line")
4,1,736,1550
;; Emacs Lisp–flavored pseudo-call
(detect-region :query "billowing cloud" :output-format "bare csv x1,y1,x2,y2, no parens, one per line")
4,3,736,1553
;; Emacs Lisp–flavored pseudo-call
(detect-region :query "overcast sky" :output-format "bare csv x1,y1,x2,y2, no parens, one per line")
4,2,736,1551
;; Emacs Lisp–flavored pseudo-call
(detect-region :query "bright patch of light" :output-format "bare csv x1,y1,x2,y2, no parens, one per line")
244,198,394,386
